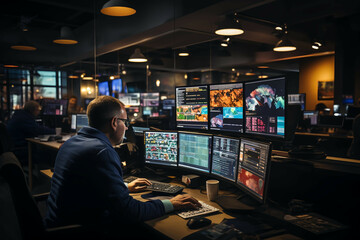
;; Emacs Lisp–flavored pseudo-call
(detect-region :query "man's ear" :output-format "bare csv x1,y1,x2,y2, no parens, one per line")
110,116,117,131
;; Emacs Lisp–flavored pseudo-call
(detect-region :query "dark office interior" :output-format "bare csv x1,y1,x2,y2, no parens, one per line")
1,0,360,239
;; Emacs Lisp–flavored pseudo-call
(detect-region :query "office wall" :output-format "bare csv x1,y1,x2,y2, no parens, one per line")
299,55,335,111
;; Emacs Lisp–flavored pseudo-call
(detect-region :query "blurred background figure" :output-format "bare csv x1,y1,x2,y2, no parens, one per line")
67,96,81,115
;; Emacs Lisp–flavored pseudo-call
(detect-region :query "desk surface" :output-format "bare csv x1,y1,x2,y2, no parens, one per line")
26,138,63,150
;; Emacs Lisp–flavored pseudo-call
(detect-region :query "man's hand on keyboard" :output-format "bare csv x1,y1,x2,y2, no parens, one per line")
170,194,202,210
127,178,151,192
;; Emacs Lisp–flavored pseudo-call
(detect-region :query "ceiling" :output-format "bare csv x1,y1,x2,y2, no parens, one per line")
1,0,359,77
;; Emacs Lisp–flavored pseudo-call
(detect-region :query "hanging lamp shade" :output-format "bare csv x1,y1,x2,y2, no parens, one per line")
101,0,136,17
11,38,36,51
53,27,78,45
128,48,147,62
273,35,296,52
215,15,244,36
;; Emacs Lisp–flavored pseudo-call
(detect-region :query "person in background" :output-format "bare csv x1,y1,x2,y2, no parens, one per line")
6,100,55,164
67,95,81,115
45,96,200,238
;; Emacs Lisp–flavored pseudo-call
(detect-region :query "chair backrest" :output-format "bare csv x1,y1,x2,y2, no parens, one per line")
0,152,45,240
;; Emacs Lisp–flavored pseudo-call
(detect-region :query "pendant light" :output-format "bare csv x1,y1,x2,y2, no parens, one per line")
101,0,136,17
11,38,36,51
215,13,244,36
128,48,147,62
273,24,296,52
53,26,78,45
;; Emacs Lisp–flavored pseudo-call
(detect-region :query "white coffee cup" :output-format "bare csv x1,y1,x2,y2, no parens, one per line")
55,128,62,136
206,180,219,201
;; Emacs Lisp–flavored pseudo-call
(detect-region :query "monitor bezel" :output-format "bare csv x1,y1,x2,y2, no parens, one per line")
143,130,179,169
208,82,244,133
210,134,241,183
177,131,213,175
175,85,210,131
235,137,272,204
244,76,287,139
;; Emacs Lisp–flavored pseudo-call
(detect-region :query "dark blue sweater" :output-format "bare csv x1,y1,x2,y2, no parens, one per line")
44,127,165,228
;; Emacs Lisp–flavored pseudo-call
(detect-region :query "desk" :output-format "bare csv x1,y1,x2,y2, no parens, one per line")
26,138,62,190
295,131,353,139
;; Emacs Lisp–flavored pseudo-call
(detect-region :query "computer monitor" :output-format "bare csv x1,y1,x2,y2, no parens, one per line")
41,99,68,116
75,114,89,131
162,99,175,110
141,93,160,107
288,93,306,111
98,81,110,96
318,115,344,128
342,95,354,105
111,78,122,98
84,98,94,110
119,93,140,106
178,132,212,173
303,111,318,125
209,83,243,133
176,85,209,130
244,77,286,138
211,136,240,182
144,131,178,167
70,114,77,131
236,138,272,203
142,107,159,117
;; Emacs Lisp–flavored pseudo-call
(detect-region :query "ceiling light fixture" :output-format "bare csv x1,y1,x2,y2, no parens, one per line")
220,37,230,47
215,13,244,36
273,24,296,52
178,48,190,57
3,64,19,68
258,75,268,79
128,48,147,62
53,26,78,45
312,41,322,50
101,0,136,17
68,75,79,79
11,39,37,51
257,65,269,69
82,76,94,80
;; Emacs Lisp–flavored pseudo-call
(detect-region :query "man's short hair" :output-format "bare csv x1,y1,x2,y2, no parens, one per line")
87,96,125,130
24,101,41,115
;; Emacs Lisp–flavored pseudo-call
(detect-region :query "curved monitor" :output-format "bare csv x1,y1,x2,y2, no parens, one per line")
178,132,212,173
244,77,286,138
209,82,244,133
236,138,271,203
144,131,178,167
211,136,240,182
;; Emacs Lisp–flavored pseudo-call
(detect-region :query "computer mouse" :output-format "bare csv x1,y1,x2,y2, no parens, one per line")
187,217,212,229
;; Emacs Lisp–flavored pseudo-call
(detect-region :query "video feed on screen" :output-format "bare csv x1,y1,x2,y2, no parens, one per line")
245,77,286,138
118,93,140,106
210,83,243,133
111,79,122,98
41,99,68,116
211,136,240,182
145,131,178,167
176,86,209,130
236,139,271,202
178,132,212,173
141,93,160,106
98,81,110,96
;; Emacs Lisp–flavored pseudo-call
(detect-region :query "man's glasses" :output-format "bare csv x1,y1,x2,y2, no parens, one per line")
116,118,130,127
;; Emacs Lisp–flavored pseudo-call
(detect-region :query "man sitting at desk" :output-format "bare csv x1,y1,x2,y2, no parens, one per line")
45,96,200,236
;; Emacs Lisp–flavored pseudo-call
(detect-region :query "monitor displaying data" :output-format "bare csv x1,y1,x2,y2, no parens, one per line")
162,99,175,110
119,93,140,106
142,106,159,117
178,132,212,173
141,93,160,106
145,131,178,167
236,138,271,202
211,136,240,182
176,85,209,130
303,111,318,125
75,114,89,131
209,83,243,133
41,99,68,116
288,93,305,111
98,81,110,96
111,78,122,98
245,77,286,138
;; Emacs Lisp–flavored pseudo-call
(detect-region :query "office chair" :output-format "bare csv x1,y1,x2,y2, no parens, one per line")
0,152,101,240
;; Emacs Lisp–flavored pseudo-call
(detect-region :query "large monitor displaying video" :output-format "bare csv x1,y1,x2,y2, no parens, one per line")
178,132,212,173
176,85,209,130
98,81,110,96
236,138,271,203
41,99,68,116
111,78,123,98
118,93,140,106
209,83,243,133
244,77,286,138
144,131,178,167
211,136,240,182
141,93,160,107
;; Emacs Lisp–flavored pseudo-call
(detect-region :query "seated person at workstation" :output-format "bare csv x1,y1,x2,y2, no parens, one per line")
45,96,201,237
6,100,55,164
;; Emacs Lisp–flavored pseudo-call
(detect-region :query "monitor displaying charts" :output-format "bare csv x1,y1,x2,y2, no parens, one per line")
211,136,240,182
144,131,178,167
178,132,212,173
176,85,209,130
244,77,286,138
209,83,244,133
236,138,271,203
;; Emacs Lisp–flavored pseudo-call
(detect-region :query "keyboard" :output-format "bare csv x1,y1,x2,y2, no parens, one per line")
123,176,184,195
177,201,220,219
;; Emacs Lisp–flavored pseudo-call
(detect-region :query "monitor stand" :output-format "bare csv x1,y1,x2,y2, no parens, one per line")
215,193,259,212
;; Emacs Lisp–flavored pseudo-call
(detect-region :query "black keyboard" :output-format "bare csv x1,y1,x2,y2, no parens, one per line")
123,176,184,195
